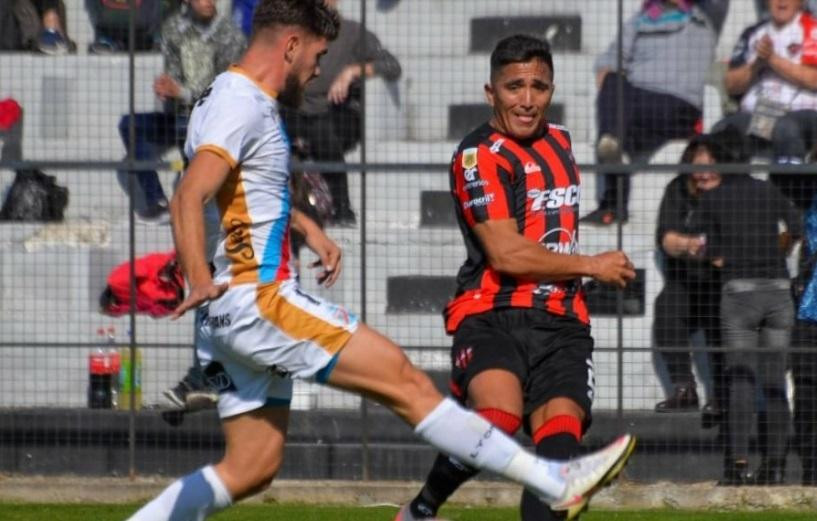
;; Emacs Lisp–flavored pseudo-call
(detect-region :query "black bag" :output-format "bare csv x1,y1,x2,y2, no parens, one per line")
0,0,21,50
0,169,69,221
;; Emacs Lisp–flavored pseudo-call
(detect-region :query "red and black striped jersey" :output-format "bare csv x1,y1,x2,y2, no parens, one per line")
444,122,589,333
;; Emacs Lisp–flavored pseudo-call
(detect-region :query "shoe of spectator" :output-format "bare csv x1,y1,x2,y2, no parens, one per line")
747,459,786,486
163,379,218,412
579,207,628,226
717,459,749,486
331,208,357,227
654,384,699,413
137,202,170,225
550,434,636,519
88,36,120,54
596,134,622,164
700,401,723,429
37,29,68,55
802,464,816,486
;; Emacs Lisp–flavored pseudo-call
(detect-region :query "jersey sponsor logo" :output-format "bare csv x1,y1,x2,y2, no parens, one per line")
462,148,478,169
463,192,495,209
464,167,478,182
464,179,489,190
489,138,505,154
527,184,580,211
524,161,541,174
539,227,578,255
788,42,803,56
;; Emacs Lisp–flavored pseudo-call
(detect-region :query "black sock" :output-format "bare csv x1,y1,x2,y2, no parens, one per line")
520,433,581,521
409,453,480,518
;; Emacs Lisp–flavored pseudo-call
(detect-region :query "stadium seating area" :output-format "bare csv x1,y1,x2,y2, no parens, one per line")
0,0,768,415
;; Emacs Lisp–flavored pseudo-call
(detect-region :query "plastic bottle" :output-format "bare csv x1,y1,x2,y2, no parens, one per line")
106,327,120,409
118,332,143,410
88,328,112,409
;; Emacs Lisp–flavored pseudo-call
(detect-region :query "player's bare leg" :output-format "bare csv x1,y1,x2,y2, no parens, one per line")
125,406,290,520
326,324,635,516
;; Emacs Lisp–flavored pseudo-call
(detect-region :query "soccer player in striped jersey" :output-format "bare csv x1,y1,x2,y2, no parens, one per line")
125,5,635,520
396,35,637,521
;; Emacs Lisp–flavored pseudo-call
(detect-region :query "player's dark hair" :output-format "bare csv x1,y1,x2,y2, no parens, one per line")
490,34,553,80
251,0,340,41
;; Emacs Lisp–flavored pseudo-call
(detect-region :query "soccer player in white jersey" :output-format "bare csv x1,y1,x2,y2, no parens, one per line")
125,2,635,520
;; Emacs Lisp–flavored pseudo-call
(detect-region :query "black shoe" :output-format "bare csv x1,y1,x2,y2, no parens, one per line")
803,464,816,486
331,208,357,227
580,206,628,226
701,401,724,428
655,384,699,413
747,459,786,485
718,459,750,486
137,201,170,225
163,379,217,411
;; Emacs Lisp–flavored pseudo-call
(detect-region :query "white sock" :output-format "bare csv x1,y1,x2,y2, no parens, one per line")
414,397,566,501
127,465,232,521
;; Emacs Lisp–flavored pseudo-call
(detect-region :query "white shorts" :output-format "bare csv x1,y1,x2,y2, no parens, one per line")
196,280,359,418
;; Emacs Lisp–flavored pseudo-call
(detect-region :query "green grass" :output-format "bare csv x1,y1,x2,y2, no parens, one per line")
1,503,815,521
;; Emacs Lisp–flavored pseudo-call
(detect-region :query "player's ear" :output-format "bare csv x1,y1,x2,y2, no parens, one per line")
484,83,495,107
284,33,301,64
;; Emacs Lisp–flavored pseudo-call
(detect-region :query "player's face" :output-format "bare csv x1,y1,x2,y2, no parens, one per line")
279,35,329,108
768,0,803,25
485,59,554,141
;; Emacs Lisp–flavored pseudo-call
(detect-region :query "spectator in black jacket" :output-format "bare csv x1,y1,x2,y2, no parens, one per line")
693,129,803,485
281,0,401,225
652,131,727,420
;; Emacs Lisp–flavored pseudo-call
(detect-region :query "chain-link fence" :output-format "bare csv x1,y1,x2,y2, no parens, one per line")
1,0,816,488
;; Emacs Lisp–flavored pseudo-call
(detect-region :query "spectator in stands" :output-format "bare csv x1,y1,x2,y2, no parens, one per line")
791,198,817,485
85,0,175,53
582,0,730,226
116,0,245,222
1,0,76,54
692,128,802,485
652,130,729,420
281,0,402,225
715,0,817,211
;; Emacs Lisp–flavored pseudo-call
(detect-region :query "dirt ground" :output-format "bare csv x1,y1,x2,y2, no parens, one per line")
1,474,816,512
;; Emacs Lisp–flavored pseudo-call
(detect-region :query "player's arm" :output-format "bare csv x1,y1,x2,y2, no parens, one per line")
472,219,635,288
169,150,232,318
291,208,342,287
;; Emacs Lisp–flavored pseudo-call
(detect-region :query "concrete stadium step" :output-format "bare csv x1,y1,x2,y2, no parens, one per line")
340,0,619,59
391,54,595,143
470,15,582,53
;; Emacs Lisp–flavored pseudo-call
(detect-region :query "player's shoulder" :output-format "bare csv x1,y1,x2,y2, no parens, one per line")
739,18,768,42
455,122,496,152
547,123,572,142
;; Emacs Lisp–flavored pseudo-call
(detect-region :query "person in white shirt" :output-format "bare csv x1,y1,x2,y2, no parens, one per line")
716,0,817,210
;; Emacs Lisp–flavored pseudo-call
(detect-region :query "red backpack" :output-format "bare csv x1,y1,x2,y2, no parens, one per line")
100,251,185,317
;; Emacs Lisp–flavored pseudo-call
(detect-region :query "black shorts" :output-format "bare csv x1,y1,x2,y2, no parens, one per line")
449,308,595,426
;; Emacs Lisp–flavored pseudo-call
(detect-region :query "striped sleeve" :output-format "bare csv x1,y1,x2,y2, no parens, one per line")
451,143,514,227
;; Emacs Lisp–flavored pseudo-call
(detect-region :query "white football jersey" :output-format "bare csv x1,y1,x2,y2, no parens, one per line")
184,65,294,286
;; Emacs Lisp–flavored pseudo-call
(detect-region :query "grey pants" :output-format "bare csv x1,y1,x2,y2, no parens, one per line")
721,279,793,462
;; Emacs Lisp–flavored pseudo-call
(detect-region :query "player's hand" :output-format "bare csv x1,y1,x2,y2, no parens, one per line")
171,281,228,320
588,251,636,288
154,74,182,100
306,230,342,287
327,66,359,105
